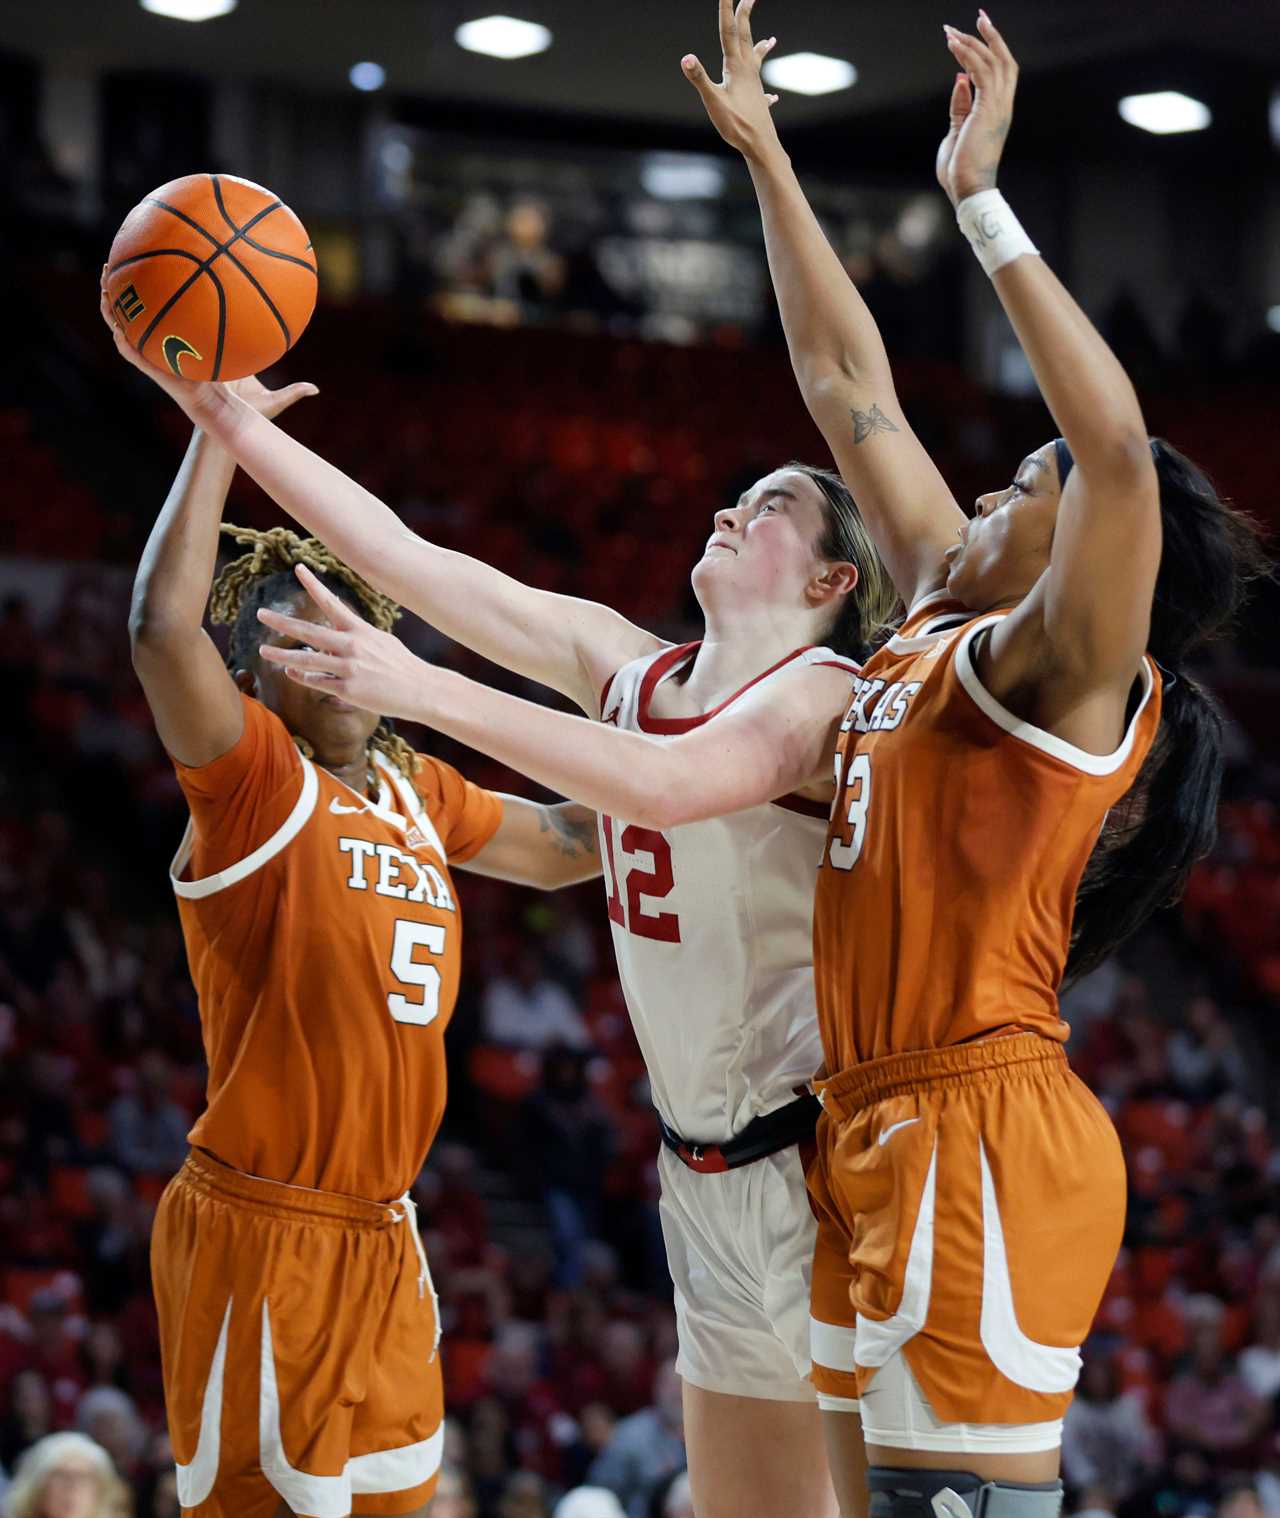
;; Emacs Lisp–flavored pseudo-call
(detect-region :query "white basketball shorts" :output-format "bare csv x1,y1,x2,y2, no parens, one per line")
657,1142,817,1402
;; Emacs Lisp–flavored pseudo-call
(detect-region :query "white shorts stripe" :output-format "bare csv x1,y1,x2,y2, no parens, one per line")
174,1298,232,1509
257,1299,441,1515
810,1315,858,1374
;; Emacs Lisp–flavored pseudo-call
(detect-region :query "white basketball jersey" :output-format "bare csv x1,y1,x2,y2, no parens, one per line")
598,642,859,1140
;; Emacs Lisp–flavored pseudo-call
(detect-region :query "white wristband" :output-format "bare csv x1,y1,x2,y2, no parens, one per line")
956,189,1039,277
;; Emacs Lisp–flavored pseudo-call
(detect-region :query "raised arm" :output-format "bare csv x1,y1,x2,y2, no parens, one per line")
941,16,1160,701
101,288,660,716
257,567,852,830
682,0,967,607
127,368,317,766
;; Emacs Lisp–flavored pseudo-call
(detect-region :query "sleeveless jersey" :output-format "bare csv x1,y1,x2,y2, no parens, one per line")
170,694,502,1201
598,642,859,1140
813,594,1162,1073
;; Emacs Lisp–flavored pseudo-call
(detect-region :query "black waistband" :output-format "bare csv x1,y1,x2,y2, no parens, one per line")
658,1091,821,1174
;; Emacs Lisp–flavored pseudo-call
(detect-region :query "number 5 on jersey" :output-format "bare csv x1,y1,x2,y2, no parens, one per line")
388,920,446,1025
829,752,872,871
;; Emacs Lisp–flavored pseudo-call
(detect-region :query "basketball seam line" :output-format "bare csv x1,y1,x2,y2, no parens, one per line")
208,177,317,274
209,176,293,357
132,190,295,365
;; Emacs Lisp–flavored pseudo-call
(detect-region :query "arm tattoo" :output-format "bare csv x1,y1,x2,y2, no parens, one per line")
850,403,901,444
538,804,598,860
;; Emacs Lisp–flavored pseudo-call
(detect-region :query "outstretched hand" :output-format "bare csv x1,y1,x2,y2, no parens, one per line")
99,268,317,424
257,564,429,721
936,11,1019,207
681,0,780,160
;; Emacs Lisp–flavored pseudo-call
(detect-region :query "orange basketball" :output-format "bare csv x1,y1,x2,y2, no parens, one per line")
105,173,317,383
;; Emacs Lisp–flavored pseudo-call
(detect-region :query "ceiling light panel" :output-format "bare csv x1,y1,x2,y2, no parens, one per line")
1117,91,1211,135
456,16,553,60
139,0,237,19
762,52,857,97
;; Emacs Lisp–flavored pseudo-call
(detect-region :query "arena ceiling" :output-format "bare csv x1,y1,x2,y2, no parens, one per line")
5,0,1279,138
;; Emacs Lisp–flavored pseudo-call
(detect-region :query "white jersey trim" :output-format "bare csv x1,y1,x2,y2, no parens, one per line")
953,617,1156,777
885,611,973,656
376,753,447,862
170,755,319,900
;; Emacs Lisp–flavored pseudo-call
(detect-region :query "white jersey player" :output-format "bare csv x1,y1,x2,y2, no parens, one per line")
598,639,856,1412
108,322,896,1518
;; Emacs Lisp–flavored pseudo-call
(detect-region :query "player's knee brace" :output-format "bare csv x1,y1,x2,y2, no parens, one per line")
867,1467,1063,1517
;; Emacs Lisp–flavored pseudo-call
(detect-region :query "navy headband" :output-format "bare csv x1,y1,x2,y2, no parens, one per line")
1053,435,1159,487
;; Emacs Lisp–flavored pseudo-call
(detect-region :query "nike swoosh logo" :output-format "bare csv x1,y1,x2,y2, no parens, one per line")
161,334,202,377
330,798,364,814
878,1117,921,1146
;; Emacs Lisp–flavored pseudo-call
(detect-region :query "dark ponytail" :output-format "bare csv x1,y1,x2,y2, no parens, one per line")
1065,441,1272,984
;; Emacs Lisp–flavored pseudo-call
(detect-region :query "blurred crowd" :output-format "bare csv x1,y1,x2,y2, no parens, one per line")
0,271,1278,1518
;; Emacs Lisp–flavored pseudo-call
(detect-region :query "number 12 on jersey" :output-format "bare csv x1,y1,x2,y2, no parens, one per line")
828,752,872,871
601,817,681,943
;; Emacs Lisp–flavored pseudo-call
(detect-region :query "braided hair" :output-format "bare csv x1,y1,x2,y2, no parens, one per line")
209,523,418,785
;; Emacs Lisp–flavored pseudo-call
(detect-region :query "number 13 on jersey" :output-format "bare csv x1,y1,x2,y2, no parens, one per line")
829,752,872,871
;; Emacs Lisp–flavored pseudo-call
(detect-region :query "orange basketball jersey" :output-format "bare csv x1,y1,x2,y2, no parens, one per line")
170,694,502,1201
814,593,1162,1072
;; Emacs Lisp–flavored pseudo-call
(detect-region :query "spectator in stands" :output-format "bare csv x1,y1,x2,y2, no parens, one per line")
105,1052,187,1178
498,1469,553,1518
520,1047,614,1287
1217,1485,1267,1518
73,1171,147,1318
79,1324,127,1396
587,1358,684,1518
1169,997,1251,1101
1241,1285,1280,1407
554,1488,626,1518
19,1055,80,1185
659,1472,694,1518
3,1290,87,1426
75,1388,144,1490
432,1465,479,1518
0,1369,54,1470
1166,1296,1270,1463
491,201,567,319
481,1324,564,1479
131,1463,178,1518
5,1430,124,1518
483,946,589,1050
1061,1346,1161,1506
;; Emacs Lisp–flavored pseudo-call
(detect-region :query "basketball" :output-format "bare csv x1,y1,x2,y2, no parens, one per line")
105,172,317,382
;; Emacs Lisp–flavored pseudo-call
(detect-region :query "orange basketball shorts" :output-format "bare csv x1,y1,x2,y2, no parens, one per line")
807,1034,1126,1428
151,1150,443,1518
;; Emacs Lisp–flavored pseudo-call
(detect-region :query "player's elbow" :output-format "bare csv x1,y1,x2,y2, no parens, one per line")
128,599,185,664
1070,428,1156,493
